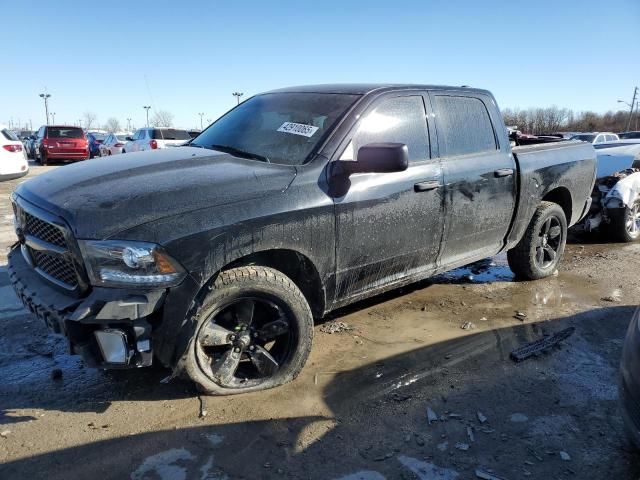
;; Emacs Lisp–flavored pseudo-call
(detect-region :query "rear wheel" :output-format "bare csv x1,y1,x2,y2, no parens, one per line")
609,200,640,242
40,150,49,166
507,201,567,280
181,266,314,395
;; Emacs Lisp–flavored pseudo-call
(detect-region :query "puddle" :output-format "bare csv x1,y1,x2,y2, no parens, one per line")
435,254,514,284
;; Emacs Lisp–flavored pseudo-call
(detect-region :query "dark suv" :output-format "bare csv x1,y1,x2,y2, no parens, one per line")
35,125,89,165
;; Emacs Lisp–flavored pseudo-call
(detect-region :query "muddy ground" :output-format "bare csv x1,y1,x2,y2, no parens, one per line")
0,162,639,479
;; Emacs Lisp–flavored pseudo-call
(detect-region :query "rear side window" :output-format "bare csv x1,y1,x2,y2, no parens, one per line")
47,127,84,139
1,129,19,141
346,96,429,163
152,129,191,140
434,95,497,156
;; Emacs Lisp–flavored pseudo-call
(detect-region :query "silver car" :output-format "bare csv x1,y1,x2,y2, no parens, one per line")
98,133,130,156
621,306,640,448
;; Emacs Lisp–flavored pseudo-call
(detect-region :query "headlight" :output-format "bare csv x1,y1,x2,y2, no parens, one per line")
78,240,186,288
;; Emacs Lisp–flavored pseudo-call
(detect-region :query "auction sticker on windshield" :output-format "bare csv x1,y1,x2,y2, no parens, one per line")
277,122,319,137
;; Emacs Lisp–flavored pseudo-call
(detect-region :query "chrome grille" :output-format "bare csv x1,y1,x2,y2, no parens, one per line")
31,251,78,288
24,212,68,248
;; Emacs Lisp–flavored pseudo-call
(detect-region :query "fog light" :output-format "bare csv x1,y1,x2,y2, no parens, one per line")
94,329,128,364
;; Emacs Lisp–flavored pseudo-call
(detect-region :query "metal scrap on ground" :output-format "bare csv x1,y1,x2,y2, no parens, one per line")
510,327,576,362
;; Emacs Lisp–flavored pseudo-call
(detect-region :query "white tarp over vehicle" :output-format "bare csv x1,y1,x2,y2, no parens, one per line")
604,171,640,208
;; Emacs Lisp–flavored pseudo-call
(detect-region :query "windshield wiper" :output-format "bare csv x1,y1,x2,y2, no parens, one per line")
208,144,270,163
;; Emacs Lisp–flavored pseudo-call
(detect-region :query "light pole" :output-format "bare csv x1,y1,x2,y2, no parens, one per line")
143,106,151,127
39,93,51,125
198,112,204,130
232,91,243,105
620,87,638,132
50,112,56,124
126,118,132,131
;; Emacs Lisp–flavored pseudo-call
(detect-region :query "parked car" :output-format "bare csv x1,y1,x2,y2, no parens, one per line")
188,130,201,138
34,125,89,166
122,128,192,153
8,84,596,395
620,131,640,140
23,134,37,159
87,132,107,158
577,143,640,241
98,133,130,156
0,125,29,180
570,132,619,144
621,306,640,449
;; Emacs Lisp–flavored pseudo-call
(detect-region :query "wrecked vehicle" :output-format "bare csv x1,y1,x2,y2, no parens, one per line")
577,143,640,241
621,306,640,449
8,84,596,394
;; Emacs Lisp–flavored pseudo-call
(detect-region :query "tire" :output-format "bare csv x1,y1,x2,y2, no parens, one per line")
40,150,48,166
608,200,640,243
180,266,313,395
507,201,567,280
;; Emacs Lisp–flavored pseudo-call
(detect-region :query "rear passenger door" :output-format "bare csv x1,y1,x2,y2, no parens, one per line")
333,93,445,301
430,92,516,268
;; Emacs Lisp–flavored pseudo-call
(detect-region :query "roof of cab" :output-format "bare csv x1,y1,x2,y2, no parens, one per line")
265,83,491,96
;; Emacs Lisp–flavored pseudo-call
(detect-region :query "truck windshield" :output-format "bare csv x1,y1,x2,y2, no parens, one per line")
191,92,361,165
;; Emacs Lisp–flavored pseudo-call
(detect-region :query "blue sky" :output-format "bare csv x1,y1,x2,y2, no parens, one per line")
3,0,639,131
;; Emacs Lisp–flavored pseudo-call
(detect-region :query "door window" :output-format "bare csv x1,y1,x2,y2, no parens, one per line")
340,96,429,164
433,95,497,156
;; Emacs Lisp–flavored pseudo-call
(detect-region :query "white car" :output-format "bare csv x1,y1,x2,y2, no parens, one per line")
122,128,192,153
98,132,130,156
570,132,619,144
0,125,29,181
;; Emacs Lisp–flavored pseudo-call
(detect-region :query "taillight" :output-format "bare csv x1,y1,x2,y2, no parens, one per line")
114,143,124,147
41,139,49,147
3,144,23,152
149,140,158,149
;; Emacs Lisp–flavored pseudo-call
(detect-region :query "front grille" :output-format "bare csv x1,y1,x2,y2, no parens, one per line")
24,212,67,248
31,251,78,288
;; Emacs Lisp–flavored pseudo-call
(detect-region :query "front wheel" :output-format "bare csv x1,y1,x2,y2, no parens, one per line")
181,266,314,395
609,200,640,242
507,201,567,280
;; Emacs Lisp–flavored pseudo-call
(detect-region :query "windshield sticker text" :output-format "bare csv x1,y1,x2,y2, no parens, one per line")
277,122,319,138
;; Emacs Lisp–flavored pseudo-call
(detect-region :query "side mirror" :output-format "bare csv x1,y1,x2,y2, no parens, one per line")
338,143,409,175
125,136,133,141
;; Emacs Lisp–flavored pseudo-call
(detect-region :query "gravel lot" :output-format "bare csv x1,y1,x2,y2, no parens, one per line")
1,162,639,479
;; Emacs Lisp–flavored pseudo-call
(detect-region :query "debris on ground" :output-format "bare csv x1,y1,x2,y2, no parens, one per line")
480,316,488,321
320,321,354,334
467,426,475,442
477,411,488,423
560,451,571,461
475,468,509,480
198,395,208,418
0,430,11,438
514,312,527,321
426,406,438,424
50,368,63,380
510,327,575,362
461,321,476,330
601,295,621,303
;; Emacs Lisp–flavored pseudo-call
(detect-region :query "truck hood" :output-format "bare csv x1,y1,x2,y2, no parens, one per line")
15,147,297,239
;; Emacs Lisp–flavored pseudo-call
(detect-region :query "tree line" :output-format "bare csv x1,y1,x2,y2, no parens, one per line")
502,106,637,135
81,110,174,132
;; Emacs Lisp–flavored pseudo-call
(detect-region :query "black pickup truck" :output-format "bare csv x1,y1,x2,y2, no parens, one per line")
8,84,596,394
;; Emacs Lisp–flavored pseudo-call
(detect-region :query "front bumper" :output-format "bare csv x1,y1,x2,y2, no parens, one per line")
620,307,640,448
8,245,166,368
0,169,29,181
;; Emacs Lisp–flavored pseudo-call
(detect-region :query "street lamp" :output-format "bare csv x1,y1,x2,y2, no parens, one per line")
126,117,132,131
50,112,56,124
39,93,51,125
618,99,632,108
198,112,205,130
143,106,151,127
232,91,244,105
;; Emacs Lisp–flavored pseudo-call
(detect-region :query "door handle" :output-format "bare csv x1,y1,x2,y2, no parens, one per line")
494,168,514,178
414,180,442,192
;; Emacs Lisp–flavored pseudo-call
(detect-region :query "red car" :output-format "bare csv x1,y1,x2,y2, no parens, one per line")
35,125,89,165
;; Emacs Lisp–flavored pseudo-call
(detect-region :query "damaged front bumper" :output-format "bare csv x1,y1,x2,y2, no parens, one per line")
8,245,166,368
621,307,640,448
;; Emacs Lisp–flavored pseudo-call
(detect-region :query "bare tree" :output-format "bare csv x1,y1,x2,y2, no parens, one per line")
151,110,174,127
104,117,121,132
503,106,630,134
82,111,98,131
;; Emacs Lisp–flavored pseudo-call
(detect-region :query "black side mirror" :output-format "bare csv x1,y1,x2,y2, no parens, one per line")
125,136,133,141
337,143,409,175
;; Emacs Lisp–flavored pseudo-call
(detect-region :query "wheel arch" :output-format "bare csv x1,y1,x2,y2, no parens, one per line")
542,186,573,225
